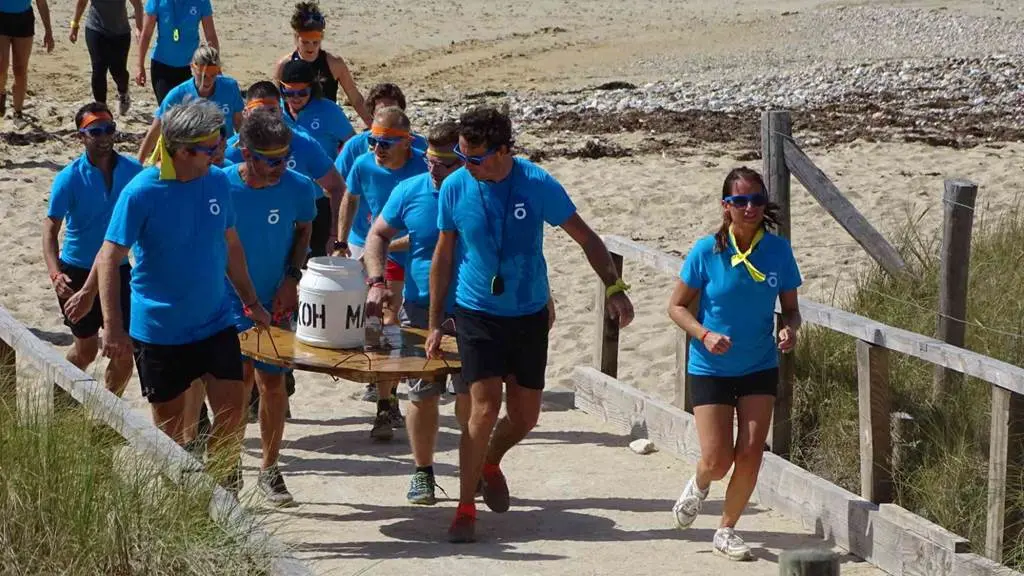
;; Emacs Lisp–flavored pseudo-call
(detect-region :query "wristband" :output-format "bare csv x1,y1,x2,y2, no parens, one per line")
49,271,62,283
71,20,79,29
605,278,630,298
700,330,710,345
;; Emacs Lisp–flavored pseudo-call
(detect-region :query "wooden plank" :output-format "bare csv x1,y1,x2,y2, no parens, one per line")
762,110,792,240
771,312,795,458
986,386,1011,562
593,252,624,377
880,503,970,553
0,335,14,404
857,339,892,503
782,138,907,278
572,366,1024,576
601,234,1024,395
934,179,978,399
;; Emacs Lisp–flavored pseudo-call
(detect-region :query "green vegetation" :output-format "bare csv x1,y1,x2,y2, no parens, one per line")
791,204,1024,564
0,377,274,575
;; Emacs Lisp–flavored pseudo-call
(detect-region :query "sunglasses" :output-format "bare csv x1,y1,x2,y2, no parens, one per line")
301,12,325,26
368,136,403,150
281,87,311,98
251,149,290,167
724,193,768,208
188,140,222,157
79,122,116,136
453,145,496,166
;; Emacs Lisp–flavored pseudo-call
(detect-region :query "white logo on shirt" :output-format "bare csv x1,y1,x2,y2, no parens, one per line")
208,198,221,215
767,272,778,288
513,202,527,220
220,103,230,115
268,209,280,225
189,6,198,15
310,118,321,130
287,157,297,170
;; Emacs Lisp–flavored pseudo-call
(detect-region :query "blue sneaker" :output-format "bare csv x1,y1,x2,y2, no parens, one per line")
407,470,437,505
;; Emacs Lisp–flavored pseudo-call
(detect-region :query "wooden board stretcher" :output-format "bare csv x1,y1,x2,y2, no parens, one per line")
238,325,461,384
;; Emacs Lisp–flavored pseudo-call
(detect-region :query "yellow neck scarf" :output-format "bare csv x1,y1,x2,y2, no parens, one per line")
147,129,221,180
729,227,766,282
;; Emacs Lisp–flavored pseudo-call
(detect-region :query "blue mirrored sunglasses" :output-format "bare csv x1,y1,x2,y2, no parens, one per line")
453,145,496,166
368,136,402,150
281,87,311,98
188,140,222,156
724,194,768,208
251,149,290,167
79,122,116,136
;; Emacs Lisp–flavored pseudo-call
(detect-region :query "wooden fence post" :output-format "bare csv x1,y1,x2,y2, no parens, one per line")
986,386,1024,562
933,179,977,400
672,298,699,414
593,252,624,378
0,338,14,405
857,339,892,503
763,110,794,457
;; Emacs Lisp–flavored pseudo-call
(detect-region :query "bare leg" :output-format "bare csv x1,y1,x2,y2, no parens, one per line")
180,379,205,444
693,404,736,490
458,376,502,505
150,392,188,445
256,369,287,469
721,395,773,528
104,348,134,397
65,335,99,371
454,392,470,431
9,36,32,113
203,374,246,480
0,36,11,102
407,393,440,467
484,378,541,466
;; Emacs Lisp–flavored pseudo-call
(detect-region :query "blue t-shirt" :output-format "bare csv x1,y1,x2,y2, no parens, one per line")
680,233,802,377
346,151,426,263
144,0,212,68
285,98,354,161
223,165,317,330
438,158,576,317
335,132,426,247
156,76,244,138
381,173,457,310
47,153,143,269
105,166,236,345
225,124,333,184
0,0,31,12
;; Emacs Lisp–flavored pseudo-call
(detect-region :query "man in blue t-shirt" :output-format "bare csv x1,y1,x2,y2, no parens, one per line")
362,121,467,505
225,81,346,259
279,59,354,159
336,106,425,438
428,107,635,543
225,110,317,507
42,102,141,397
96,100,269,493
137,47,244,163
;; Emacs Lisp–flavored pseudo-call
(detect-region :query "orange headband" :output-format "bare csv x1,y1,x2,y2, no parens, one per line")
79,111,113,129
297,30,323,41
245,98,277,112
370,126,410,139
280,81,311,91
191,63,221,77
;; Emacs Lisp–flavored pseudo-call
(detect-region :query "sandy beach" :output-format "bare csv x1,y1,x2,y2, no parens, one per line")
1,2,1023,567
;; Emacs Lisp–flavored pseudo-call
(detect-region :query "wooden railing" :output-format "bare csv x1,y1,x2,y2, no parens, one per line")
0,305,312,576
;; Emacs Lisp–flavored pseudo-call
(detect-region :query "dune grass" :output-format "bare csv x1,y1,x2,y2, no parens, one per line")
790,202,1024,563
0,372,274,576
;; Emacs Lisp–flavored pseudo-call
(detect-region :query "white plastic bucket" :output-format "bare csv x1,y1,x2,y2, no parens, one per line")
296,256,368,349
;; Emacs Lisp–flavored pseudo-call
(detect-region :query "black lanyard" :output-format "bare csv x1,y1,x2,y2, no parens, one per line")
476,165,515,295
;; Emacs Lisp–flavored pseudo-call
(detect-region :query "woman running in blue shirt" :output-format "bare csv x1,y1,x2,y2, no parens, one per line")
135,0,218,104
667,167,802,561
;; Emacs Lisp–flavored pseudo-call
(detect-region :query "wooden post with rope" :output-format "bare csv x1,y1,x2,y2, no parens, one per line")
933,179,976,399
762,110,794,457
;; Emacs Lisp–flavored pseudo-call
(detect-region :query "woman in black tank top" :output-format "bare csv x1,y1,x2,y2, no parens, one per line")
274,1,372,127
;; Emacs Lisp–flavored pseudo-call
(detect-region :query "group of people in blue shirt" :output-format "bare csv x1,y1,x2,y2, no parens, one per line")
39,0,805,559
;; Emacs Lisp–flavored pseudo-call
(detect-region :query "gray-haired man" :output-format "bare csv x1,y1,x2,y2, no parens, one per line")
97,99,269,491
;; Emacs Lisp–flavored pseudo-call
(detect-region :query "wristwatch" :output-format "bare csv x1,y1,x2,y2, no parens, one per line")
333,240,348,252
365,275,386,287
285,265,302,282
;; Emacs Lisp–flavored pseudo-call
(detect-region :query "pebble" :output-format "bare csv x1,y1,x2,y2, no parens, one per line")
629,438,657,455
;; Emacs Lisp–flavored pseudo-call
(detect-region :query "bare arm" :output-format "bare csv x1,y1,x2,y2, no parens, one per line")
70,0,88,41
667,280,705,340
364,217,399,280
35,0,53,38
138,118,161,163
224,227,260,307
315,167,345,246
271,54,289,84
41,217,64,280
428,231,456,331
328,54,371,127
135,14,156,83
97,241,131,332
336,192,359,245
128,0,143,33
200,15,218,50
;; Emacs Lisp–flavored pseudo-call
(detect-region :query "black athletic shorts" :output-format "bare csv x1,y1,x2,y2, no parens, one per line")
133,327,243,404
454,305,549,390
688,367,778,407
0,9,34,38
55,260,131,339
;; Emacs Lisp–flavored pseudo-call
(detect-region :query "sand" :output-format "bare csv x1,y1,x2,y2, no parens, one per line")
1,0,1022,571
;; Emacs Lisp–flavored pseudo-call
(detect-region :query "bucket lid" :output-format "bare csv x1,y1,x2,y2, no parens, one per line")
306,256,365,276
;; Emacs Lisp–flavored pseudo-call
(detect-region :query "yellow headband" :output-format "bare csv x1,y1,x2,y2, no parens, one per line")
249,145,290,156
426,148,458,160
147,129,222,180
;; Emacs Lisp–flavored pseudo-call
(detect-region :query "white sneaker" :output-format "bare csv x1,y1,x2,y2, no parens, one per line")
672,475,708,529
713,527,752,561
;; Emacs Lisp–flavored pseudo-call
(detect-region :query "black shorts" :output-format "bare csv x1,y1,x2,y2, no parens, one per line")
309,195,331,259
56,260,131,339
133,327,243,404
688,368,778,407
0,9,34,38
454,305,549,391
149,58,192,106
